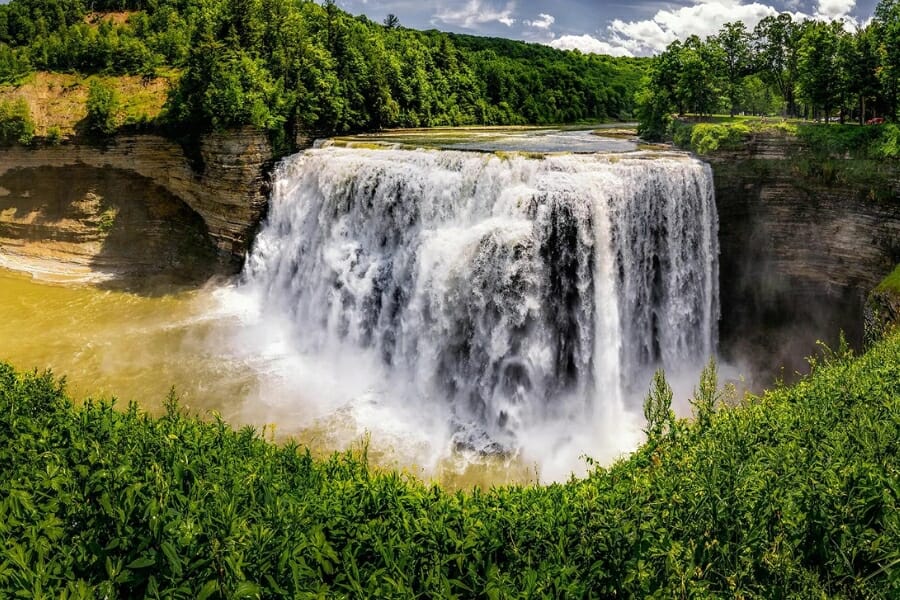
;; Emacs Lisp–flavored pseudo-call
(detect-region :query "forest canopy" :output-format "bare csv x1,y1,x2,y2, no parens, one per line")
0,0,647,151
637,0,900,139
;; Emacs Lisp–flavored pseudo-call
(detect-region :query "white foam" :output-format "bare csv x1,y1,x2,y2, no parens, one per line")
223,147,719,482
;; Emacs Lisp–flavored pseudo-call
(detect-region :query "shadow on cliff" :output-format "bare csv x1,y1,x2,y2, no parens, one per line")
0,165,221,296
714,154,900,389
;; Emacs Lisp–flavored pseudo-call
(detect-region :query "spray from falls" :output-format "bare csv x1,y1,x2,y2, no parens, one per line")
240,147,718,477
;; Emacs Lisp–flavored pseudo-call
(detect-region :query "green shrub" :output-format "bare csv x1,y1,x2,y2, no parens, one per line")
1,331,899,597
643,368,675,440
85,80,119,136
689,122,751,154
45,125,63,146
635,86,673,141
796,123,878,157
0,45,30,84
0,98,35,145
875,124,900,159
766,120,799,136
669,119,694,148
97,207,118,233
668,121,752,153
876,264,900,293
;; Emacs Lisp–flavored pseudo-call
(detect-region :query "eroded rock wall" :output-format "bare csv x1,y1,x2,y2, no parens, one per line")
0,128,272,268
708,132,900,380
0,165,218,281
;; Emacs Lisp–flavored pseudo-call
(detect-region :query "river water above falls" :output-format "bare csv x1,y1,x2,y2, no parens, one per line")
0,142,720,485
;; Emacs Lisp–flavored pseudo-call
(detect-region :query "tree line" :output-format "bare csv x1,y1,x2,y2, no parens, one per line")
0,0,646,151
638,0,900,139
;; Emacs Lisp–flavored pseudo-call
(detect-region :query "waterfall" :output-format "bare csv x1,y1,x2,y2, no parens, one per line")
242,146,718,463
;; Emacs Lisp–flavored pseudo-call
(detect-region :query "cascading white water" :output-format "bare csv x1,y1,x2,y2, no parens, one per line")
240,146,718,476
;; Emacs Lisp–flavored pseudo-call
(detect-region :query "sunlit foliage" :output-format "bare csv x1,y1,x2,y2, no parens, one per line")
2,330,899,596
0,0,647,151
638,2,900,139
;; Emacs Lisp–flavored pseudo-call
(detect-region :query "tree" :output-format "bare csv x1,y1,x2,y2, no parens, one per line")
848,26,883,123
797,21,842,121
85,79,118,135
676,36,722,116
753,13,801,117
635,41,683,139
383,13,399,29
0,0,653,143
874,0,900,118
741,74,782,115
716,21,752,117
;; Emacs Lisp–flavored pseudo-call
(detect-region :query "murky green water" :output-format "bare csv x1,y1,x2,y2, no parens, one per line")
0,269,255,413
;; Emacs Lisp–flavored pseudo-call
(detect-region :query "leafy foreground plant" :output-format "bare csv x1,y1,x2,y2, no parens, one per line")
1,333,899,598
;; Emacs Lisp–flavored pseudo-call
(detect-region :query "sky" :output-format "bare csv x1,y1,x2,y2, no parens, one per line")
337,0,880,56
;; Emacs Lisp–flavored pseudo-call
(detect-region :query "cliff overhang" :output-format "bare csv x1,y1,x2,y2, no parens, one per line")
0,128,273,273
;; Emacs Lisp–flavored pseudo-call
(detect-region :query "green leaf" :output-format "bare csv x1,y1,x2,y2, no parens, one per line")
126,556,156,570
197,580,219,600
160,542,183,577
233,581,261,599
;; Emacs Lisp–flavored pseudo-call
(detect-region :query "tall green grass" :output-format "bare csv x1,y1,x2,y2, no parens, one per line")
877,265,900,294
2,332,899,597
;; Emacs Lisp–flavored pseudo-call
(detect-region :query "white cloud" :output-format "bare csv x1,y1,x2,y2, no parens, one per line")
434,0,517,28
585,0,858,56
548,34,635,57
608,1,780,55
524,13,555,29
815,0,855,19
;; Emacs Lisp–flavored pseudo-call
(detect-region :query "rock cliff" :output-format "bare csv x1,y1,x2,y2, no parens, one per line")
0,164,218,281
2,127,898,384
0,128,272,274
706,131,900,381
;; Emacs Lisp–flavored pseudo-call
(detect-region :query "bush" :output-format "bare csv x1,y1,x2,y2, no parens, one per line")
1,328,899,597
0,45,30,84
667,121,752,154
875,123,900,159
0,98,35,145
45,125,63,145
669,119,694,147
796,123,879,157
689,122,751,154
635,86,673,141
85,80,119,136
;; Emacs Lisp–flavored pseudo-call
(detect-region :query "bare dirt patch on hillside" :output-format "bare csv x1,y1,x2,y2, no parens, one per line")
84,11,136,26
0,72,174,137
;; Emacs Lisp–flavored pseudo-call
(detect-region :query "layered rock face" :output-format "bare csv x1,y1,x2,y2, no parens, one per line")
0,164,218,281
0,128,272,270
708,133,900,380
